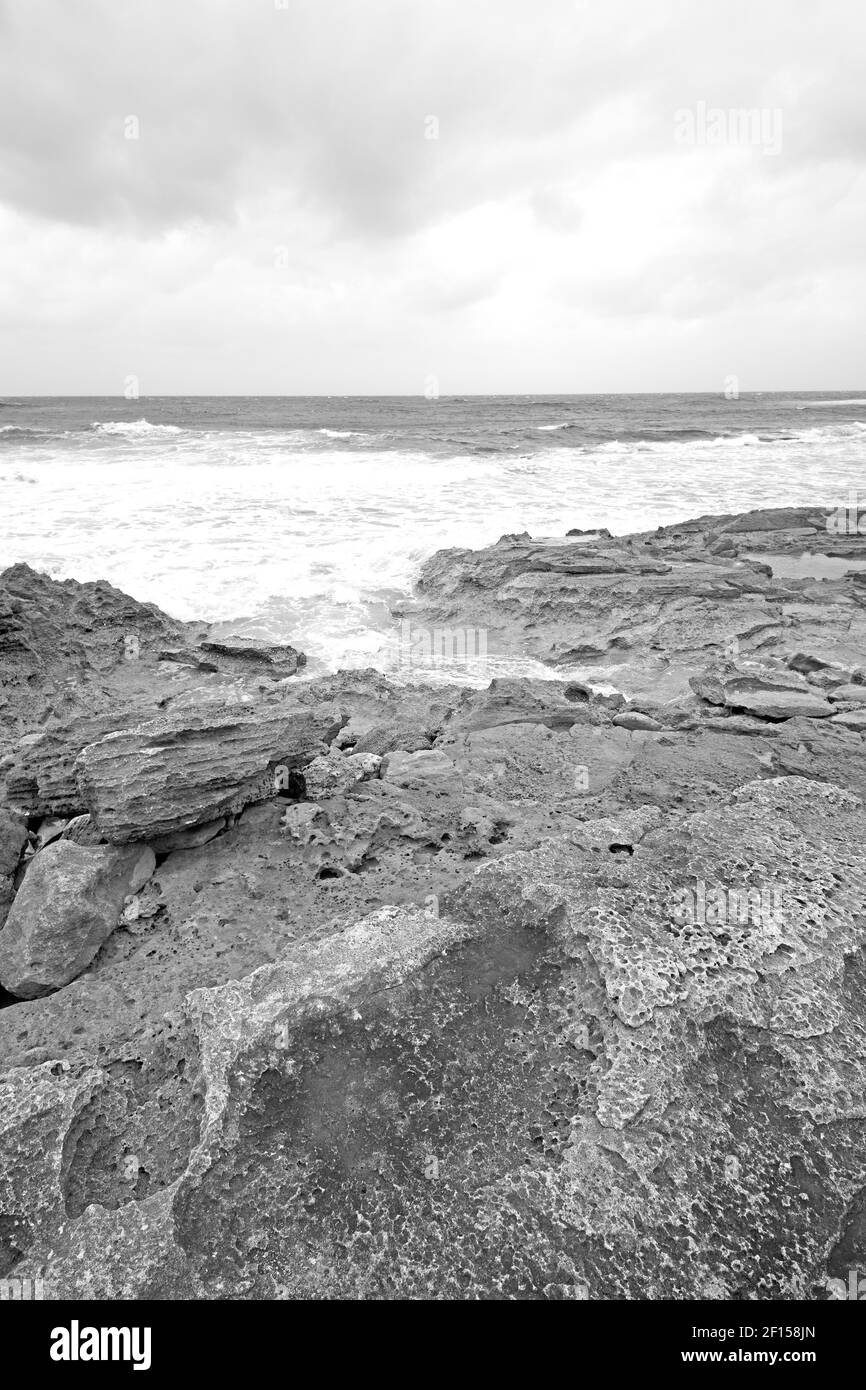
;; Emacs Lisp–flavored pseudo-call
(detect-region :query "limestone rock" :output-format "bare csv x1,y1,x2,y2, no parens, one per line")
351,721,434,756
690,668,835,720
0,808,27,931
612,710,663,732
0,808,26,877
61,814,104,846
829,684,866,704
301,749,382,800
829,709,866,732
149,819,226,855
0,562,196,692
3,513,866,1302
380,749,457,789
74,700,344,843
196,636,306,676
0,840,156,998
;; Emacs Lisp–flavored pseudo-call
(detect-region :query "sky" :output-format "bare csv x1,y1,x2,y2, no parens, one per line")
0,0,864,395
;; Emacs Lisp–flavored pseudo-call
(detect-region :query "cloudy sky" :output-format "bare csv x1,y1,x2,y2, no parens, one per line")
0,0,863,394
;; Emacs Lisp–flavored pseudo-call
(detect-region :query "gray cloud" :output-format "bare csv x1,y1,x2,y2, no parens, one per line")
0,0,864,391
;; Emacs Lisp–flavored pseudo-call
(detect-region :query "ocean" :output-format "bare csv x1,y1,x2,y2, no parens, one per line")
1,393,864,678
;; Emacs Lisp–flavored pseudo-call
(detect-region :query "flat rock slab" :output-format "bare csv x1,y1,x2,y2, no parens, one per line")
75,700,344,843
828,683,866,703
196,637,306,675
691,669,835,720
830,709,866,732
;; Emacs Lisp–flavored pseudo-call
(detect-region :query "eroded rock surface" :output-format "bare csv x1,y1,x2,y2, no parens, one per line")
0,841,156,999
1,507,865,1300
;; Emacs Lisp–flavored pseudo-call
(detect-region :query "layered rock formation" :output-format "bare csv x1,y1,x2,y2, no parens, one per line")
1,506,865,1299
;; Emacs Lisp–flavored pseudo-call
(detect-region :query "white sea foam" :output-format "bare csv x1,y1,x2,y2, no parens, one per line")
1,420,863,680
91,419,183,436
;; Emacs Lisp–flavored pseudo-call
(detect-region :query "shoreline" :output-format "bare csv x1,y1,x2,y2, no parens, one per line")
1,501,865,1298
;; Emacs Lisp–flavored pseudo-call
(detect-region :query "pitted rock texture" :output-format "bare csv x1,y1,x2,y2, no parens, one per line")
0,563,197,691
399,505,866,701
2,512,866,1301
4,778,866,1300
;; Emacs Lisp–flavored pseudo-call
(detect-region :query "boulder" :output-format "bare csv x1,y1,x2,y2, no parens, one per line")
829,684,866,704
351,722,434,757
0,840,156,998
690,668,835,720
829,709,866,732
301,750,382,800
74,700,344,843
612,711,663,732
196,636,306,676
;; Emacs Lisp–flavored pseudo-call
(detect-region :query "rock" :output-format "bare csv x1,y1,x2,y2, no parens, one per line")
723,680,835,721
829,709,866,732
301,750,382,800
196,637,306,676
787,651,849,679
380,749,457,789
0,808,26,877
351,722,434,756
61,814,104,846
0,808,27,930
447,677,591,733
11,776,864,1300
399,508,866,703
0,841,156,998
0,563,199,695
6,709,156,816
589,685,627,711
0,881,13,933
149,819,226,855
612,711,663,732
2,511,866,1302
278,803,322,838
35,818,66,850
689,671,727,705
690,668,835,721
74,700,344,843
829,684,866,704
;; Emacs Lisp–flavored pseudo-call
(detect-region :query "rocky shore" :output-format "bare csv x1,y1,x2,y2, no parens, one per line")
1,504,865,1299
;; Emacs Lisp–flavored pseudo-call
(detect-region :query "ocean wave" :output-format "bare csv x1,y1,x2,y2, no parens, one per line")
796,399,866,408
90,419,183,437
535,423,572,431
0,425,48,442
317,428,364,439
710,432,761,447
